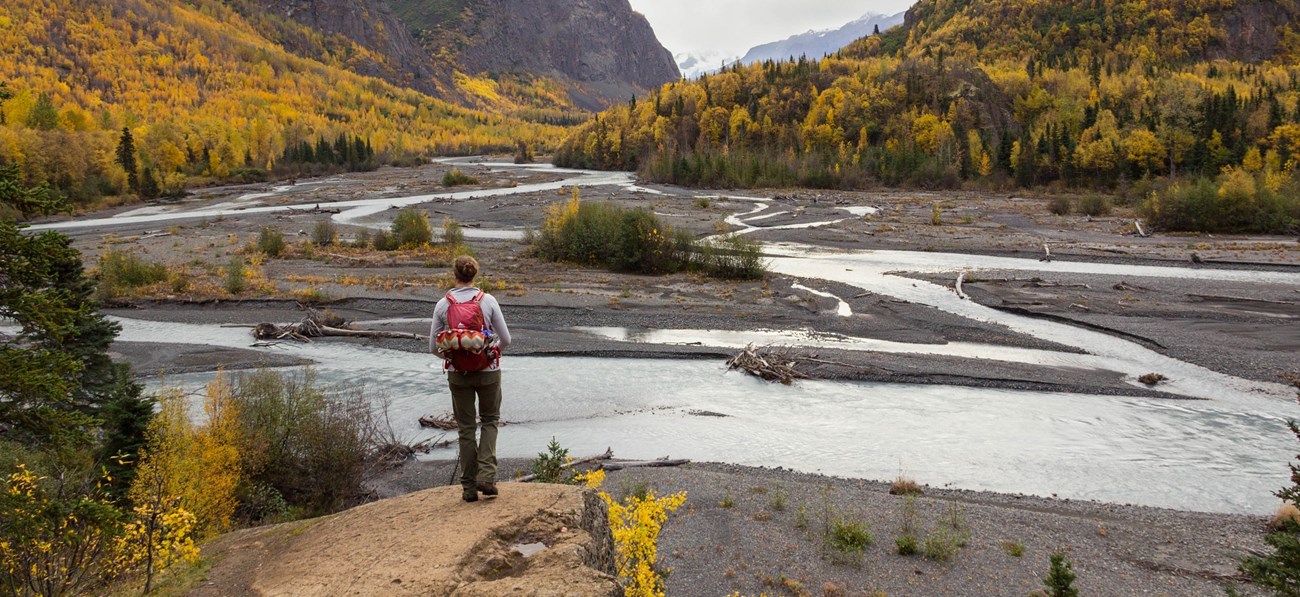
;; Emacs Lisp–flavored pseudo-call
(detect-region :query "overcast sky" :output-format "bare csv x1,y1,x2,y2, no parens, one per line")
627,0,916,57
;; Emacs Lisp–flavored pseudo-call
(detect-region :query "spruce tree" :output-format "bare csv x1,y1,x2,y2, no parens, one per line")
116,127,139,192
1242,414,1300,596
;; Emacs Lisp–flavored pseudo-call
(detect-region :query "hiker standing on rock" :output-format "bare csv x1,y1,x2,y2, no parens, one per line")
431,255,512,503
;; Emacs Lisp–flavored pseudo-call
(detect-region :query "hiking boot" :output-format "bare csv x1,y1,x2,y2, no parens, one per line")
462,487,479,502
476,481,498,498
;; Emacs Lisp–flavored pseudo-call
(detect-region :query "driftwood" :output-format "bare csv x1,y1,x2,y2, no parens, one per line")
517,448,615,482
727,345,808,385
1135,220,1149,237
420,414,511,430
954,271,969,300
419,414,458,430
1039,243,1053,262
601,458,691,472
252,308,427,342
1113,281,1149,292
1029,280,1091,289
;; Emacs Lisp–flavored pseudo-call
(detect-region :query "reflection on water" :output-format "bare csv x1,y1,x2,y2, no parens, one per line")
121,317,1299,514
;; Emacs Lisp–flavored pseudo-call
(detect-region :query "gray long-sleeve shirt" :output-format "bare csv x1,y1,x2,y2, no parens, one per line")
430,286,511,372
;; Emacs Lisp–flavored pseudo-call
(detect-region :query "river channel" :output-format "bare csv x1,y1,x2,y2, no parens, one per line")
32,159,1300,514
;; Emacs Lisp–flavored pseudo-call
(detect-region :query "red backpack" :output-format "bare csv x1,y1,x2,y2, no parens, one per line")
442,290,498,372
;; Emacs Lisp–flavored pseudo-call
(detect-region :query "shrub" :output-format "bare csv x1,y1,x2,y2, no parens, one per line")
1077,194,1112,216
371,230,400,251
257,227,285,257
896,534,919,555
312,220,337,246
387,154,427,168
352,229,371,248
1002,540,1025,557
923,532,959,560
1047,196,1072,215
897,494,920,555
721,494,735,508
391,208,432,248
923,502,970,560
0,466,128,596
827,515,874,558
930,202,944,225
1143,170,1300,233
223,256,247,294
1044,552,1078,597
96,249,167,299
889,476,923,496
694,197,711,209
443,168,479,186
231,369,390,519
529,437,575,484
769,487,786,511
442,216,465,246
698,233,767,280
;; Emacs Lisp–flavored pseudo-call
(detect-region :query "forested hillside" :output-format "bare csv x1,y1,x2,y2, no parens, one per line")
0,0,563,214
556,0,1300,232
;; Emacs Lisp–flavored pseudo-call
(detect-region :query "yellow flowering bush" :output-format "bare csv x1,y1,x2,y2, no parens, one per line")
583,472,686,597
0,465,127,596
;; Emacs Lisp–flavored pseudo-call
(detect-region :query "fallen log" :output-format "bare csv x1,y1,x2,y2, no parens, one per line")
252,308,427,342
1040,243,1053,262
318,325,427,340
601,458,691,472
517,448,615,483
954,271,969,300
1029,280,1091,289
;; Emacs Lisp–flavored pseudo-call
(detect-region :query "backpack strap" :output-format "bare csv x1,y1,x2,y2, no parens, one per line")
445,289,484,304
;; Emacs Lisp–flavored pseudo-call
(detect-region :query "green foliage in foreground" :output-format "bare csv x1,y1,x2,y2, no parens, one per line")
1045,552,1079,597
1241,419,1300,596
529,437,576,485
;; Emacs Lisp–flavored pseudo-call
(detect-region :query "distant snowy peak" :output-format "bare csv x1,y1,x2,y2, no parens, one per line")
737,10,905,66
676,51,739,79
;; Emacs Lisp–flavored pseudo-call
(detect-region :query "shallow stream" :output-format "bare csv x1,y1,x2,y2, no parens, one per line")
122,316,1299,515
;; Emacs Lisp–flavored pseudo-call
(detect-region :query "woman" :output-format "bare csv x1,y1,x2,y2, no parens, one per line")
430,255,512,502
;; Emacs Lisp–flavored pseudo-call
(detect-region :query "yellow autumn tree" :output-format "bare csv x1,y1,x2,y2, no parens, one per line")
127,376,242,544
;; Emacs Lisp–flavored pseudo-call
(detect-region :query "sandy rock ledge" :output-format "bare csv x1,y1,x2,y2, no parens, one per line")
193,482,620,596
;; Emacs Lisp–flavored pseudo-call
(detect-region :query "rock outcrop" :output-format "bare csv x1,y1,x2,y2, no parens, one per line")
250,0,679,110
445,0,680,109
193,483,620,596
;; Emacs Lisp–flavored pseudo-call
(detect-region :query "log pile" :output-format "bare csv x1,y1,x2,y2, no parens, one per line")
726,345,808,385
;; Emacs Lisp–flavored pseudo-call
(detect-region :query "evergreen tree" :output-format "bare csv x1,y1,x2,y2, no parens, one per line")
139,166,160,200
116,127,139,192
25,92,59,130
1044,552,1078,597
0,81,11,126
1242,417,1300,596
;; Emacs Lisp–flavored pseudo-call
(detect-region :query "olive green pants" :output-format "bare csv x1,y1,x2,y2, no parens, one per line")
448,370,501,489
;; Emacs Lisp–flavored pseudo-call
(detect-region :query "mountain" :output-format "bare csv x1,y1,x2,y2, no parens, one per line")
380,0,681,111
556,0,1300,232
677,51,738,80
738,11,904,66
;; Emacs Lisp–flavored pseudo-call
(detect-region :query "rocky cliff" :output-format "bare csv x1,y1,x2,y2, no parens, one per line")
249,0,679,111
442,0,680,109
